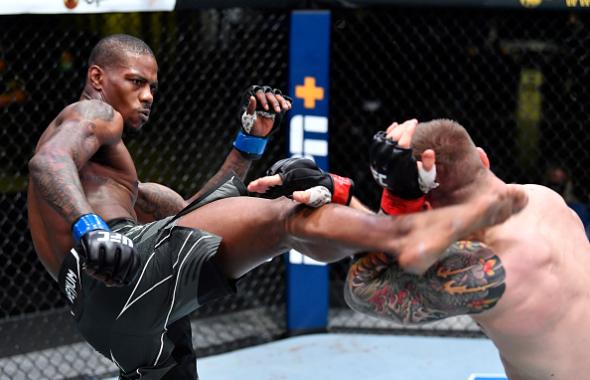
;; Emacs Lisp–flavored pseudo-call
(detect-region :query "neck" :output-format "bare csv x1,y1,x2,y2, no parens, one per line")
80,85,103,102
440,171,504,206
441,172,506,241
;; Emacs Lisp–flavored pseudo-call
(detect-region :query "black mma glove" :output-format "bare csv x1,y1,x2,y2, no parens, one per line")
369,130,424,199
72,214,140,286
261,157,354,206
369,131,437,215
233,85,292,160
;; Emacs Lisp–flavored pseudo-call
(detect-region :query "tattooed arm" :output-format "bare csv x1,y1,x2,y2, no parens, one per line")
344,241,506,325
28,100,123,224
135,89,293,220
185,87,293,204
185,149,253,204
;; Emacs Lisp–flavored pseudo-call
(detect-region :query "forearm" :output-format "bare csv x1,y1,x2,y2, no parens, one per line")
135,182,188,222
136,149,252,221
29,151,93,224
186,148,251,204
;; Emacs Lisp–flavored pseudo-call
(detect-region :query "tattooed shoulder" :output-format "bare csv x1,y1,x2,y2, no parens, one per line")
73,100,115,123
345,241,506,324
426,241,506,314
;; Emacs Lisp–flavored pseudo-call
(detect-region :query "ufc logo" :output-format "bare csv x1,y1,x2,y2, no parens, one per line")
96,232,133,247
370,166,388,188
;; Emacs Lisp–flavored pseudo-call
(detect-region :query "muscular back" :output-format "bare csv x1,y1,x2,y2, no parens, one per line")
28,100,138,280
475,184,590,379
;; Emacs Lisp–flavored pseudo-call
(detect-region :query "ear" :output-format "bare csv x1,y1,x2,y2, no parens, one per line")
476,147,490,169
87,65,104,91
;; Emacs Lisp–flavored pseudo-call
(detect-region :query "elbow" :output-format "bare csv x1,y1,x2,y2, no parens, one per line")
343,278,367,315
28,150,67,188
343,274,357,308
343,270,367,313
343,272,416,326
28,154,46,182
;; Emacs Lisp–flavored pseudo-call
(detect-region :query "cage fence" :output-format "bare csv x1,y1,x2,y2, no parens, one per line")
1,5,588,379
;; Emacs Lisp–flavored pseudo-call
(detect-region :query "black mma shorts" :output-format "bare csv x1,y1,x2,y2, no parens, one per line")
58,175,245,379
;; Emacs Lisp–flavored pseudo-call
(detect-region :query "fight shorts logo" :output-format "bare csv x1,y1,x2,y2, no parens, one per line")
64,269,79,304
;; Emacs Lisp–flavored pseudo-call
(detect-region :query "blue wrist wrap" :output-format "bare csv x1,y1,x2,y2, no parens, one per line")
233,130,268,159
72,213,110,242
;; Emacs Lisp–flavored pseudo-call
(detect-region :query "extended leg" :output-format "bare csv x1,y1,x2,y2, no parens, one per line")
177,187,525,278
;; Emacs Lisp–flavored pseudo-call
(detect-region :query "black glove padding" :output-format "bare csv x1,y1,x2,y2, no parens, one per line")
369,131,423,200
78,230,140,286
262,157,354,205
239,85,292,136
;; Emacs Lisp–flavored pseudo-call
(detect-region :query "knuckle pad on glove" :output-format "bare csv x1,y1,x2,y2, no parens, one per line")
266,158,319,176
239,85,289,137
369,131,423,199
263,157,333,198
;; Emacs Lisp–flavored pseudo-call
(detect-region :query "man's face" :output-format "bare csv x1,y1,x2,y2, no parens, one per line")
101,53,158,131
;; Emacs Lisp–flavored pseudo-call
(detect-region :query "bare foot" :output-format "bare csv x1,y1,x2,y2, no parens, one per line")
394,185,527,274
469,185,528,231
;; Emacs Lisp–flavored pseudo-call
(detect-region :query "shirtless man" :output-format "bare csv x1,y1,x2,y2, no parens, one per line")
344,119,590,380
28,34,294,380
27,35,526,379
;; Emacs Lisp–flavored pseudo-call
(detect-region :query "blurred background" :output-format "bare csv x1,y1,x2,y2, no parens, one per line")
1,0,589,378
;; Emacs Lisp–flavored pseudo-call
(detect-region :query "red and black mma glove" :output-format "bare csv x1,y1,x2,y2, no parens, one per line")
233,85,292,160
72,214,140,286
369,131,434,215
260,157,355,206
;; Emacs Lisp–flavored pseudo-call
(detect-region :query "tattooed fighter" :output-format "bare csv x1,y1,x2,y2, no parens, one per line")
345,119,590,380
27,33,526,378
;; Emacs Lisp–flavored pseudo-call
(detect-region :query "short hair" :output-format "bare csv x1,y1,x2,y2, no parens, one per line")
412,119,484,191
88,34,154,69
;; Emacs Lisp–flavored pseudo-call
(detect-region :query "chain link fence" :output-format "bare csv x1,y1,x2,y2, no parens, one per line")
1,4,589,379
0,9,289,379
328,7,590,332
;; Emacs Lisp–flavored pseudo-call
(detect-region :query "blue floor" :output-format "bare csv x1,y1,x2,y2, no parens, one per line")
198,333,507,380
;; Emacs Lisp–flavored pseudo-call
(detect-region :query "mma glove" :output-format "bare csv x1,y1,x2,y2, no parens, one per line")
369,131,438,215
260,157,354,207
72,213,140,286
233,85,292,160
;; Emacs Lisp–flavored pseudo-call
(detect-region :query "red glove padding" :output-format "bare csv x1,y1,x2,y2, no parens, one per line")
380,188,426,215
329,173,354,205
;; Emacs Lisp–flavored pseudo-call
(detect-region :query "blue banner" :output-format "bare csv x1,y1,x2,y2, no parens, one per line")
286,10,331,331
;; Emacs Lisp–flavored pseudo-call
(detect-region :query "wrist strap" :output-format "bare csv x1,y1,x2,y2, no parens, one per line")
329,174,354,205
380,189,426,215
72,213,110,242
233,130,268,159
